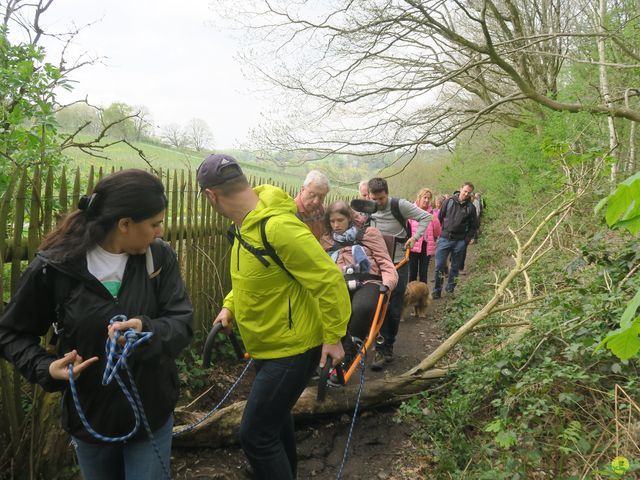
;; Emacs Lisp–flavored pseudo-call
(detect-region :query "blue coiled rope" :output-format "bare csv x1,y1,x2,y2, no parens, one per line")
69,314,254,479
68,314,169,479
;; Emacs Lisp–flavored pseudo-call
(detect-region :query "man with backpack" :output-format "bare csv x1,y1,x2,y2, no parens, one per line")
432,182,478,299
197,154,350,480
367,177,432,370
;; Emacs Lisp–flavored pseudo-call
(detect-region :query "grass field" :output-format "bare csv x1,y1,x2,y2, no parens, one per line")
63,136,360,196
63,134,458,200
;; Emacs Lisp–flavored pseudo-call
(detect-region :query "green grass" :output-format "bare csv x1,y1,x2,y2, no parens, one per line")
63,136,359,196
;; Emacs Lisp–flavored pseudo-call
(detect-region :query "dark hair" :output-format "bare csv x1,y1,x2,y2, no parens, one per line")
368,177,388,194
324,200,353,234
210,174,250,196
40,169,167,261
462,181,475,190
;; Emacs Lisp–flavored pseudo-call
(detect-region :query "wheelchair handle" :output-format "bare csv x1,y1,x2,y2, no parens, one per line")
316,361,333,403
202,322,224,368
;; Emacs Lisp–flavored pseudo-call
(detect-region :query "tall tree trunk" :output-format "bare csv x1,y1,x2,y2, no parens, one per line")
596,0,619,182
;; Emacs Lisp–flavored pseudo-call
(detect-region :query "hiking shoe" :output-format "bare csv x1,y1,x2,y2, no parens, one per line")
384,349,394,364
371,350,386,371
432,291,441,299
243,462,255,479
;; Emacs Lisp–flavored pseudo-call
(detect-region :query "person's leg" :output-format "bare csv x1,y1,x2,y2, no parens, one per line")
424,255,432,283
459,243,468,272
418,252,428,283
240,347,321,480
279,412,298,475
446,240,468,293
123,415,174,480
349,283,382,342
72,437,125,480
408,252,419,282
379,263,408,354
433,238,453,297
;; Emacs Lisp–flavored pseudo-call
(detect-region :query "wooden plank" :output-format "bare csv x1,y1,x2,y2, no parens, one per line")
184,171,194,310
86,164,95,194
43,166,54,235
59,166,68,214
170,169,179,249
10,170,28,295
27,165,42,260
176,170,185,268
71,167,81,211
0,171,18,314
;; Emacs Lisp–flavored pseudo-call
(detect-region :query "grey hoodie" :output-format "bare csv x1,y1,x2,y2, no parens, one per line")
370,198,432,262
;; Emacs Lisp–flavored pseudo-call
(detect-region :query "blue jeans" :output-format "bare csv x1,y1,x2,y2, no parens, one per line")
434,237,467,294
379,263,408,351
72,415,173,480
240,346,321,480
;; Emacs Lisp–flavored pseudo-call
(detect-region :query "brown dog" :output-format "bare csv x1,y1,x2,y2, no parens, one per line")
403,281,432,319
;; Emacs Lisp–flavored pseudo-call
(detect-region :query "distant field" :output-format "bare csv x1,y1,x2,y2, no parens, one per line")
63,135,456,200
64,137,359,197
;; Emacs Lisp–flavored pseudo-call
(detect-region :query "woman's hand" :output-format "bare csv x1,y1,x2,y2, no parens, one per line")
108,317,143,344
49,350,99,381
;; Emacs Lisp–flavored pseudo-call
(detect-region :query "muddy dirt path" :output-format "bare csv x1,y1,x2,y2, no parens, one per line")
172,267,459,479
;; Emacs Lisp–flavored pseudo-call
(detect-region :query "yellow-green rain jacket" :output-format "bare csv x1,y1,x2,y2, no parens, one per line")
222,185,351,359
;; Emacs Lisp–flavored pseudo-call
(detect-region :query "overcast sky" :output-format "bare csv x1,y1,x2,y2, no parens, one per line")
40,0,267,148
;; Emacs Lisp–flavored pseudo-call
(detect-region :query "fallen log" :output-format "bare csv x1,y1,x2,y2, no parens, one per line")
172,367,449,447
173,196,581,448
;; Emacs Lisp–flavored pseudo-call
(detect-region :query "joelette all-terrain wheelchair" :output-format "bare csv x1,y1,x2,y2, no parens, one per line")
202,198,409,402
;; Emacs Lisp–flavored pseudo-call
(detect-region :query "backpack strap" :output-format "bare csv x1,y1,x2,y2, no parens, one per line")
390,197,411,241
147,239,166,291
42,264,73,349
226,217,295,280
259,218,295,280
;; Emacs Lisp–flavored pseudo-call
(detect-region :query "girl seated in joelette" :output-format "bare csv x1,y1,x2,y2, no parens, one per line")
320,200,398,366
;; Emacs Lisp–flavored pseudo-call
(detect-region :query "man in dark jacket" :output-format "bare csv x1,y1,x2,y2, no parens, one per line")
433,182,478,298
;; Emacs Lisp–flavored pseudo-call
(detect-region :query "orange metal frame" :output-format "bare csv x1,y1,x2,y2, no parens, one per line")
341,248,409,384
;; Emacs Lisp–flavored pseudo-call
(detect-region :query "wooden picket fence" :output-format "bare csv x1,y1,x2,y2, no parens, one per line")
0,164,301,334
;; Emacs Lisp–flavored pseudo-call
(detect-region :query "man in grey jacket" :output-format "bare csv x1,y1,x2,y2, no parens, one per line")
367,178,431,370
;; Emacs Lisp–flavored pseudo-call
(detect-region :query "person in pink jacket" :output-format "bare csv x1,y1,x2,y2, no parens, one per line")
321,200,398,366
408,188,442,283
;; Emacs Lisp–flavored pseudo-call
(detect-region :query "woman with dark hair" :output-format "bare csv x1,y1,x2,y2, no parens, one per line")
0,169,193,480
321,200,398,370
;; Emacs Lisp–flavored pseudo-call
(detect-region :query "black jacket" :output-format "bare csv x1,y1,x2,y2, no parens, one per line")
0,239,193,442
438,193,478,243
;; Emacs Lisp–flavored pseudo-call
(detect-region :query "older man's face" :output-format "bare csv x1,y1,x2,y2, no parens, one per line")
300,182,329,211
359,184,369,199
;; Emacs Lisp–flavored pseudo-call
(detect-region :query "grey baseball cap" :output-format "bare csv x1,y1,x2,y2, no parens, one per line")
196,154,244,190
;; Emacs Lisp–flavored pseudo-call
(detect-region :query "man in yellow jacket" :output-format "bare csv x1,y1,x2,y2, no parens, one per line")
197,154,351,480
